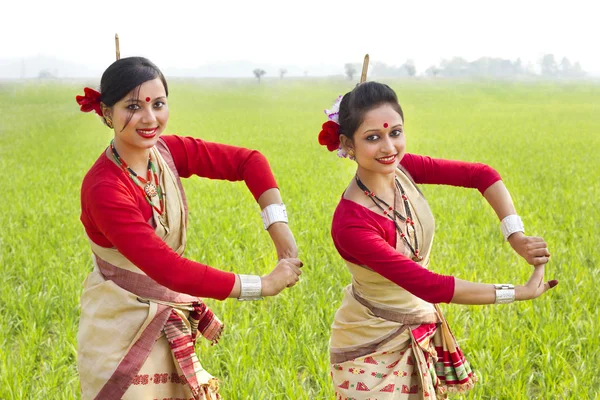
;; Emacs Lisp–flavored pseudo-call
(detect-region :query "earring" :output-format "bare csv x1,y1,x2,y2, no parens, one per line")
105,117,114,129
348,149,355,160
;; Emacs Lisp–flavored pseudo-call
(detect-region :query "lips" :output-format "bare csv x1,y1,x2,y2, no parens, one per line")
136,127,158,138
376,154,397,165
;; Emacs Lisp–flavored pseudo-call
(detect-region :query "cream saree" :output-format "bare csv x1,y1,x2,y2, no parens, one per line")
330,169,476,400
78,139,222,400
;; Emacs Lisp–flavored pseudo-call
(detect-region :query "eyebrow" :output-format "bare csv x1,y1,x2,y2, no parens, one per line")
125,96,167,103
363,124,403,134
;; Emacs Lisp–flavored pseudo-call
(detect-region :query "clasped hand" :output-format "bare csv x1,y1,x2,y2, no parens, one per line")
508,232,550,266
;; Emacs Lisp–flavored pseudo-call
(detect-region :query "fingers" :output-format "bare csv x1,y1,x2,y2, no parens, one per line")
527,236,545,244
530,247,551,257
280,258,303,288
526,263,545,290
532,256,550,266
541,279,559,295
284,258,304,267
285,267,301,288
527,240,548,250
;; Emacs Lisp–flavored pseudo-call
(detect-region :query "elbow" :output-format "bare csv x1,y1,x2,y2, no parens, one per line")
475,164,502,195
422,276,455,304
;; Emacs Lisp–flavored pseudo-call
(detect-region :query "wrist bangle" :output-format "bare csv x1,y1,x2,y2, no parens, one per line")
238,274,263,301
494,284,515,304
500,215,524,241
261,203,288,230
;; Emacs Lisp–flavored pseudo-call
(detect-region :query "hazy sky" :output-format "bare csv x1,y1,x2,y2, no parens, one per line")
3,0,599,74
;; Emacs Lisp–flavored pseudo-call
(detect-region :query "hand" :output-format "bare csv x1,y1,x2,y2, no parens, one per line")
516,264,558,300
508,232,551,266
260,258,303,296
267,222,298,260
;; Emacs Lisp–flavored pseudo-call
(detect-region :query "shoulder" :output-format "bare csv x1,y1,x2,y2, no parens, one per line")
332,198,385,235
81,154,134,205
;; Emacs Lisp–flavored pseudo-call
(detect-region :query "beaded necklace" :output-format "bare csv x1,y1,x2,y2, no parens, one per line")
355,174,423,261
110,140,164,215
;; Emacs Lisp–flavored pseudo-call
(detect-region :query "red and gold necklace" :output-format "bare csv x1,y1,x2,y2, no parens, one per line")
355,174,422,261
110,140,164,215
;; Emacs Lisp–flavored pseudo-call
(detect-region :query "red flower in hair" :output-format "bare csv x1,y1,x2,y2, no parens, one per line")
318,120,341,151
76,87,103,117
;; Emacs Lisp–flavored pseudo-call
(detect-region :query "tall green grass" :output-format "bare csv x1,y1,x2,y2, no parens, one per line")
0,78,598,399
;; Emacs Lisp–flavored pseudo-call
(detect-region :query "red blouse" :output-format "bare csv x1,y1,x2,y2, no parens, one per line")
332,153,502,304
80,135,278,300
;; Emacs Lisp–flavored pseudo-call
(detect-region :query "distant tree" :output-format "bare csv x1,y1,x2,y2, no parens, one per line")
303,70,308,77
344,63,357,80
253,68,266,83
38,69,57,79
540,54,558,77
439,57,470,77
279,68,287,79
557,57,586,78
571,61,585,77
560,57,572,74
469,57,525,77
372,62,410,78
425,65,440,77
402,59,416,77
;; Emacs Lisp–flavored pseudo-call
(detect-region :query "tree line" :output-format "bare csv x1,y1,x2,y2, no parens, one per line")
344,54,585,79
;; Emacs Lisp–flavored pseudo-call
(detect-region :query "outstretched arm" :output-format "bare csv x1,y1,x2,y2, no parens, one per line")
258,188,298,260
451,264,558,304
161,135,298,259
483,181,550,266
401,154,551,266
334,220,557,305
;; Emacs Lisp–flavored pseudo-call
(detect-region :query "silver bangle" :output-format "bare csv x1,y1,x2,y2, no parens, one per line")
500,215,524,241
261,203,288,230
494,284,515,304
238,274,263,301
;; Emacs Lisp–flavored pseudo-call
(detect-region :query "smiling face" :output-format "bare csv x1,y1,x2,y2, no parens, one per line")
104,77,169,152
343,103,405,176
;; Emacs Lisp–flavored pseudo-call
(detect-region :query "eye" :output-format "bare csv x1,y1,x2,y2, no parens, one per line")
127,104,140,111
390,129,403,137
153,101,166,109
366,135,380,141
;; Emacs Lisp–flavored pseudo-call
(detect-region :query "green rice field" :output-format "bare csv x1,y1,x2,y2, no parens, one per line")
0,78,598,399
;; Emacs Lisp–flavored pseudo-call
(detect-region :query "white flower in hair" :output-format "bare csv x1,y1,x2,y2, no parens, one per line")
337,147,349,158
324,95,343,124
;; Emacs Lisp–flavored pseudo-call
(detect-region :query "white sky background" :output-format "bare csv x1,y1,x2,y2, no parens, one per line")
3,0,599,75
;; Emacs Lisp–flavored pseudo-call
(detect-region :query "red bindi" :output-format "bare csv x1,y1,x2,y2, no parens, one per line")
145,97,151,102
383,123,389,128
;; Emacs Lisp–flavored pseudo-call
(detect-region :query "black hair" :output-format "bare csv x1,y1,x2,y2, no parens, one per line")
338,82,404,139
99,57,168,129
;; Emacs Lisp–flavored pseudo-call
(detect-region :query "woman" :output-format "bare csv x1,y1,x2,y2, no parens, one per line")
318,82,557,399
75,57,302,399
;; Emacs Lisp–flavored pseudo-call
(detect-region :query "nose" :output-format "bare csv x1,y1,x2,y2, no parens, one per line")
141,107,157,124
380,135,395,155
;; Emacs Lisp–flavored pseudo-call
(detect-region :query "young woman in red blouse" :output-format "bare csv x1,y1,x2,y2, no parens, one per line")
76,57,302,399
318,82,557,399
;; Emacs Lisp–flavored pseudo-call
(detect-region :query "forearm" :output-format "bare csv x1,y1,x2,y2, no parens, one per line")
257,188,298,259
257,187,283,209
482,180,517,221
451,278,529,305
227,274,241,298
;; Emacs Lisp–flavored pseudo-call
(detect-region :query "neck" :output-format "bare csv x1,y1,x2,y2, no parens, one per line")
112,137,150,173
355,167,396,196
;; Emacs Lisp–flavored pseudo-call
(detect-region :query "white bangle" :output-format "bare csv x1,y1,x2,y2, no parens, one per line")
500,215,524,241
494,284,515,304
260,203,288,230
238,274,263,301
